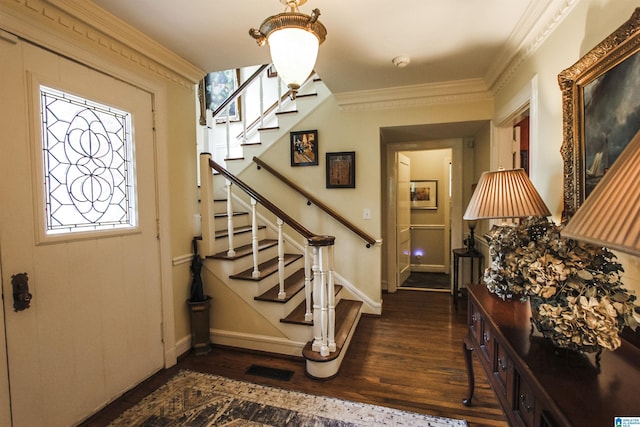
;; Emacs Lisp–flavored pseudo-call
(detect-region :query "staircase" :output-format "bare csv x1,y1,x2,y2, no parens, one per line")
196,66,365,378
202,192,363,378
202,65,331,176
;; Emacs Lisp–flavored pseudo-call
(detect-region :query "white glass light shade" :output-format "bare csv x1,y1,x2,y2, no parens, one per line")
268,27,319,90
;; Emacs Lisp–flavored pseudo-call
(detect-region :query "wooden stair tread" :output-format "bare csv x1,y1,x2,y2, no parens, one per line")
296,92,318,98
275,110,298,116
254,268,306,303
302,299,363,362
257,126,279,132
229,253,302,281
214,224,265,239
280,285,343,325
209,239,277,261
213,211,248,219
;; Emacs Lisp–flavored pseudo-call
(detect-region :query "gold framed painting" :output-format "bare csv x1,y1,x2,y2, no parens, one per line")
559,8,640,220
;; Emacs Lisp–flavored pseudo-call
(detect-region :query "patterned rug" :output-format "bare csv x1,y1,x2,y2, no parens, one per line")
108,370,467,426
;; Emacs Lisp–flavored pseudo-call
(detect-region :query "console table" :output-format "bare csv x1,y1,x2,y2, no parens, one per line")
463,283,640,427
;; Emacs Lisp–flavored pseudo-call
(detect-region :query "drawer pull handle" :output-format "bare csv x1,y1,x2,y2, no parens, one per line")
520,393,533,412
483,331,490,342
472,313,480,322
498,357,507,371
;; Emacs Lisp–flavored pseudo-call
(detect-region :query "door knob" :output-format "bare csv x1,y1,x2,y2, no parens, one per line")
11,272,32,312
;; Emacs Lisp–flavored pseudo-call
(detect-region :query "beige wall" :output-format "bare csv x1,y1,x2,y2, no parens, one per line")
238,94,493,302
167,83,201,342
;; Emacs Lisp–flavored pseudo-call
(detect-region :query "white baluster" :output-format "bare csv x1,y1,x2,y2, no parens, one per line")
241,89,247,145
224,104,231,159
251,198,260,278
225,179,235,257
204,109,212,155
277,218,286,300
311,246,322,352
318,247,329,357
327,245,336,352
199,153,215,256
259,73,265,129
304,241,312,322
277,77,282,111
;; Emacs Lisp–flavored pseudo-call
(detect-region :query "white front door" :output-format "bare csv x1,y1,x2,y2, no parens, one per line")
0,39,164,426
396,153,411,286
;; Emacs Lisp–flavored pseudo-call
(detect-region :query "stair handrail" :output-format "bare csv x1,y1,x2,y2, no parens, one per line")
211,64,270,119
252,156,377,247
235,73,320,141
209,158,335,248
203,154,338,356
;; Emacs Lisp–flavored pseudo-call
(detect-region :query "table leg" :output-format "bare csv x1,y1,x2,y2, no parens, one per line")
462,335,475,406
453,255,459,308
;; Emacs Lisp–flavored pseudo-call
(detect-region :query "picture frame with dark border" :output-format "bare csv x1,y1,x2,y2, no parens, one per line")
290,130,318,166
559,8,640,220
410,180,438,210
326,151,355,188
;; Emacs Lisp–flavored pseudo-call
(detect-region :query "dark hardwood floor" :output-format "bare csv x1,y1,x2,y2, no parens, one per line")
80,290,507,427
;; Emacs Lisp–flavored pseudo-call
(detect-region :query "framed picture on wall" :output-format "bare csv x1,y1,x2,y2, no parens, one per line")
290,130,318,166
204,69,241,123
410,180,437,209
559,8,640,218
326,152,355,188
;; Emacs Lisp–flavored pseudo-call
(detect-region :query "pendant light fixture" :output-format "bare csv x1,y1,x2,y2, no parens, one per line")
249,0,327,99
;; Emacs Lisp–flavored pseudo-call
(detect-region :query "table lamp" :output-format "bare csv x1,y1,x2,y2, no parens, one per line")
562,130,640,256
463,168,551,222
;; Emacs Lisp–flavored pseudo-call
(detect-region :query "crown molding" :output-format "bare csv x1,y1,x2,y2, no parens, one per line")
487,0,579,94
333,79,493,112
1,0,204,87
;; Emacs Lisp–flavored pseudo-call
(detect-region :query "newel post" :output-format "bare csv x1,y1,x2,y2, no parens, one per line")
199,153,215,257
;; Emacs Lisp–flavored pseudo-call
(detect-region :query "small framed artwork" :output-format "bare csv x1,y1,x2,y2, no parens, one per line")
204,69,241,123
326,151,356,188
410,180,437,209
290,130,318,166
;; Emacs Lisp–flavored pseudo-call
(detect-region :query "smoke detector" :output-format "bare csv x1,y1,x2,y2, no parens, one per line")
392,55,411,68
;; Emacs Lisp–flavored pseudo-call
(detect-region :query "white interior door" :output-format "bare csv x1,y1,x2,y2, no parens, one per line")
0,39,164,426
396,153,411,286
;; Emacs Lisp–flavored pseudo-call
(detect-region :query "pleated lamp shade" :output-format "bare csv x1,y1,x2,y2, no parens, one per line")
463,168,551,220
562,130,640,256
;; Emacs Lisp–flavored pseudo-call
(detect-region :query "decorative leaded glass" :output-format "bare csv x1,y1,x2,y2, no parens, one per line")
40,85,137,234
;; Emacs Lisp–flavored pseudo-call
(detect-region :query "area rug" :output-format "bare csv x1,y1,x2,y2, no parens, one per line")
107,370,467,426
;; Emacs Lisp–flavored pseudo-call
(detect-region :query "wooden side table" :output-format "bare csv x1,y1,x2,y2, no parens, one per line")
452,248,483,308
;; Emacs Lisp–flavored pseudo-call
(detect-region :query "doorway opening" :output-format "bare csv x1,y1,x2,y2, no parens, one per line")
398,148,452,292
380,122,488,295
